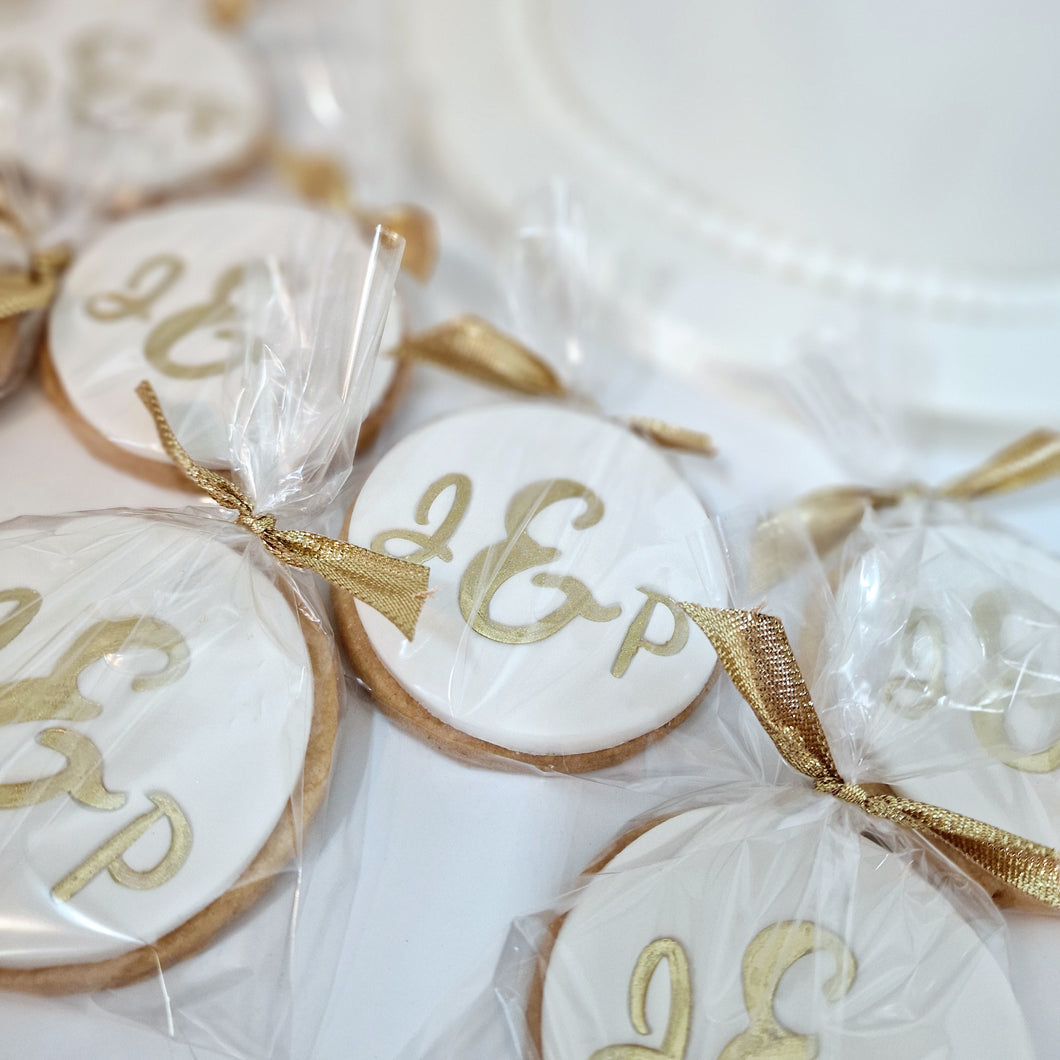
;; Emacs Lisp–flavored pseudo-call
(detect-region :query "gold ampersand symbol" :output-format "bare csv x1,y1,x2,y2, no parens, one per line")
458,478,621,644
85,254,185,322
372,473,472,564
969,589,1060,773
882,607,946,719
0,613,190,731
719,921,857,1060
0,587,194,897
590,923,855,1060
590,937,692,1060
143,263,263,380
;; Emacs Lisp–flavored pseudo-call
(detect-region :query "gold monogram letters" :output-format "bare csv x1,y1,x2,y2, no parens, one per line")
591,938,691,1060
52,792,192,902
374,473,690,667
719,921,856,1059
86,255,264,380
0,588,194,901
143,263,263,380
592,923,856,1060
31,27,235,139
459,479,622,644
372,473,472,564
881,608,945,720
0,727,125,812
0,614,189,728
611,590,689,679
85,254,184,322
969,589,1060,773
884,589,1060,773
1,29,237,145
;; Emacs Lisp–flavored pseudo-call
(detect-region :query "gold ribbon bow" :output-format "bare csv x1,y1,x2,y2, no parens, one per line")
754,428,1060,584
681,603,1060,911
0,245,72,320
136,381,430,639
271,143,439,283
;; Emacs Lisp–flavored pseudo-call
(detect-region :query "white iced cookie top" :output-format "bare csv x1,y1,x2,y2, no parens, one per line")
346,403,726,756
541,801,1033,1059
0,0,266,197
0,512,313,967
821,506,1060,848
49,198,401,469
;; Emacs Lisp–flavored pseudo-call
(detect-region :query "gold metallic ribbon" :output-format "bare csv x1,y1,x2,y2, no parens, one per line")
393,314,566,397
625,416,715,457
0,245,72,320
682,603,1060,912
136,381,430,639
391,315,716,455
270,143,439,282
754,428,1060,583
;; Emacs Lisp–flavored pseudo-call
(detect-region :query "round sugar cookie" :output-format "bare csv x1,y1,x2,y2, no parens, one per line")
0,0,267,201
811,503,1060,863
536,800,1033,1058
44,199,407,487
0,511,337,994
336,403,727,771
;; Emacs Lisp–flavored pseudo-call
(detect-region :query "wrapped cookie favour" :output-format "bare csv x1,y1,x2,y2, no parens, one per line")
331,186,732,774
43,196,411,486
402,606,1060,1057
753,427,1060,588
0,222,426,1052
334,389,728,773
528,791,1033,1059
0,0,268,206
0,0,268,400
796,490,1060,891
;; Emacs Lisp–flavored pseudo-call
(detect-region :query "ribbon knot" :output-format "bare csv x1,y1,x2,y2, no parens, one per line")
136,381,430,639
753,430,1060,586
0,244,73,320
683,603,1060,912
814,778,863,806
242,512,277,537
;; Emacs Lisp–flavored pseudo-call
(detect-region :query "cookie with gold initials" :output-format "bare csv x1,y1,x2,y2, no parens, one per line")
0,0,267,203
805,500,1060,867
335,402,726,771
0,511,337,994
43,198,408,488
531,797,1033,1058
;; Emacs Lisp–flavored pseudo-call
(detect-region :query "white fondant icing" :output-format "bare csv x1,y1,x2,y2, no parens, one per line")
822,506,1060,848
0,0,266,196
542,801,1033,1058
48,199,401,469
346,403,726,755
0,512,314,967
